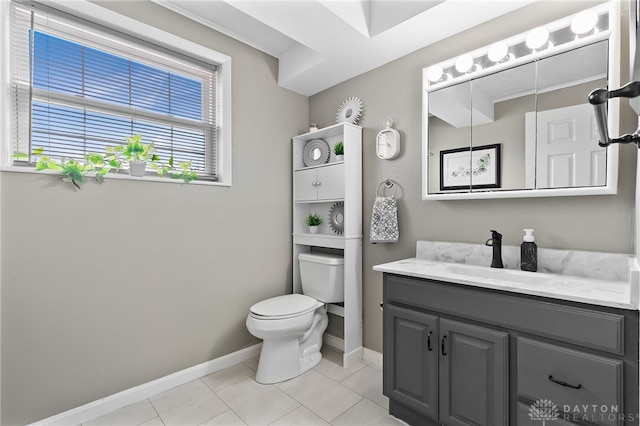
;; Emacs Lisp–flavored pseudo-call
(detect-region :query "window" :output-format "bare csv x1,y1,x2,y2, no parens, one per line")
7,1,231,184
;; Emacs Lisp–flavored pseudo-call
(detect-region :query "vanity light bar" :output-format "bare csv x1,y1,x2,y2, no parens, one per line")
425,3,610,86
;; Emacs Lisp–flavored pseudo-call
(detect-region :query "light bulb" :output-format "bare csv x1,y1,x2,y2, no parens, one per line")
571,10,598,36
526,27,550,50
427,65,444,83
488,42,510,63
455,54,477,74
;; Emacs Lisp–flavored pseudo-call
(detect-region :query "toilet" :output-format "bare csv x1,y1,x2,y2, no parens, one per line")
246,252,344,384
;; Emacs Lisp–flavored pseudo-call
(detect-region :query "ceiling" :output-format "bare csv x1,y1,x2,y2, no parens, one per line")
152,0,537,96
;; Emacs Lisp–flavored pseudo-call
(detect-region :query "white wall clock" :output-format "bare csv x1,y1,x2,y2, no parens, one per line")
376,118,401,159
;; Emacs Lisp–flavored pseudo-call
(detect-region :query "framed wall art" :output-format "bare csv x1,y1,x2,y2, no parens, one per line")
440,143,501,191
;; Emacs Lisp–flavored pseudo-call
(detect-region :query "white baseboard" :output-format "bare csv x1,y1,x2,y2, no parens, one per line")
322,334,383,369
323,333,344,351
30,344,262,426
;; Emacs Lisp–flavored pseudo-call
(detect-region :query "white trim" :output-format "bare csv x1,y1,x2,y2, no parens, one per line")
29,344,262,426
0,166,231,188
3,0,233,185
323,333,344,351
322,334,366,368
0,0,7,421
1,0,10,164
422,1,620,200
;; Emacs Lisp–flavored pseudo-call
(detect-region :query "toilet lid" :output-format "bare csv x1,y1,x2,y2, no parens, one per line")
250,294,318,318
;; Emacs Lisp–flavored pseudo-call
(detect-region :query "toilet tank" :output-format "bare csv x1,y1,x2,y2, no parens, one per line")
298,253,344,303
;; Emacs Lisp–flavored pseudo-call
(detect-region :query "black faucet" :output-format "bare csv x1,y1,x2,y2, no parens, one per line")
485,230,504,268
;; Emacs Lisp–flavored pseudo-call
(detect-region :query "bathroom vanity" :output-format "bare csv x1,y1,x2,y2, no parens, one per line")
374,242,640,426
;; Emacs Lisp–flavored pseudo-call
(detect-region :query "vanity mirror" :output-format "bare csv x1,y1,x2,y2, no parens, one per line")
422,2,620,199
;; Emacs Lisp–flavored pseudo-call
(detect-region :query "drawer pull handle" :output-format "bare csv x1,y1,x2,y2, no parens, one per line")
427,331,433,351
548,375,582,390
441,335,447,356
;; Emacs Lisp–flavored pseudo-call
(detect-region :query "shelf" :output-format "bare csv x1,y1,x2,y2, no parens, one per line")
294,161,344,173
294,198,343,204
292,122,363,368
327,303,345,317
293,233,346,248
293,122,360,142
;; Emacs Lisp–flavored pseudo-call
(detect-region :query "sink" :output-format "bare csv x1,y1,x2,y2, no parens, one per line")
377,241,640,310
444,263,551,286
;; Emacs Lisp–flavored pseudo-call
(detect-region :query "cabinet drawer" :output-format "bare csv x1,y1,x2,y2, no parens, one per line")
385,275,624,353
517,338,623,426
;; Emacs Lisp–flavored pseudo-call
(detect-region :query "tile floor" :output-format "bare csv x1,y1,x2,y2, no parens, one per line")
83,348,405,426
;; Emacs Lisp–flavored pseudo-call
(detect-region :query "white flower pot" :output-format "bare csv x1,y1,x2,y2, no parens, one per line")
309,225,319,234
129,161,146,177
336,155,344,162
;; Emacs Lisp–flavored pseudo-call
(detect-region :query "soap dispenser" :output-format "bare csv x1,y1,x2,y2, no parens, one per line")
520,229,537,272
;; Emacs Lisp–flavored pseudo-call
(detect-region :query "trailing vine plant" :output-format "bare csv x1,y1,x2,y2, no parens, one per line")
11,134,200,189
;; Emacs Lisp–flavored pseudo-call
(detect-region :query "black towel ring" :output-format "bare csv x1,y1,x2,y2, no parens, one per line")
376,180,398,198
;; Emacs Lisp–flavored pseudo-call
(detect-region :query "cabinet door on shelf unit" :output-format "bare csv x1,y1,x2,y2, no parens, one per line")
294,168,319,201
293,163,345,202
317,163,345,200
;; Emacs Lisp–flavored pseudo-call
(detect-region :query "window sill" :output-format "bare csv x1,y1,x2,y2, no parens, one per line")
0,166,231,187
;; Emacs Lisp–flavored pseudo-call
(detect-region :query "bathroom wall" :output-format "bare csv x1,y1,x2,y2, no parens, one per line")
0,1,307,424
309,0,638,354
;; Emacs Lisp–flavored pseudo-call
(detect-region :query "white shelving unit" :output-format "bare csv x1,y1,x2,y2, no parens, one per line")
292,122,363,368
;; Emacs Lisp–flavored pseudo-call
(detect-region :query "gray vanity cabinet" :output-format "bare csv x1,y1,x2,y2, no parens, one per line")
439,319,508,426
384,305,508,426
382,273,639,426
384,305,438,419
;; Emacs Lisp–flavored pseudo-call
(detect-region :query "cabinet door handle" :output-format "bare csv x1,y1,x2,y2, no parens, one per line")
427,331,433,351
548,375,582,390
441,335,447,356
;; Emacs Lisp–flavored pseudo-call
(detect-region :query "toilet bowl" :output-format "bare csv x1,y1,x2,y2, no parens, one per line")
246,252,344,384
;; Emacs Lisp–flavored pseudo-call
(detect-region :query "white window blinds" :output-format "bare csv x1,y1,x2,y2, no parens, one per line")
9,1,219,180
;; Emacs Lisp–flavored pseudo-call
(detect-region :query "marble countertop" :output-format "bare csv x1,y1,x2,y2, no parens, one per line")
374,257,639,310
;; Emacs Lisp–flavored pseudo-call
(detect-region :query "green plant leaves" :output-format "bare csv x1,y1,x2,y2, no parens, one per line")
29,134,200,189
333,141,344,155
305,213,323,226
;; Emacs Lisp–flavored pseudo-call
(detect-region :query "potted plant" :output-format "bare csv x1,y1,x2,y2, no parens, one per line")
333,141,344,161
305,213,323,233
112,134,160,177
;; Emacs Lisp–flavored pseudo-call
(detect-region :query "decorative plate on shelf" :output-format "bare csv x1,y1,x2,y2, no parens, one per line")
328,201,344,234
302,138,330,167
336,96,363,124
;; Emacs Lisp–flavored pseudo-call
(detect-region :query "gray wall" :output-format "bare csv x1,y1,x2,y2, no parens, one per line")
3,1,637,424
309,0,637,355
1,1,307,424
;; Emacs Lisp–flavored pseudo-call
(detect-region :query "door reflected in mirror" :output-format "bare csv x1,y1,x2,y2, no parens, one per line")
531,41,607,189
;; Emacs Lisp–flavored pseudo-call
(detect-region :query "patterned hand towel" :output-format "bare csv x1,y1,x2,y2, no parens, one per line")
370,195,399,244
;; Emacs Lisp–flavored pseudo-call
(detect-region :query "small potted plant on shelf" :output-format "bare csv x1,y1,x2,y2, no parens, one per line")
333,141,344,161
305,213,323,234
